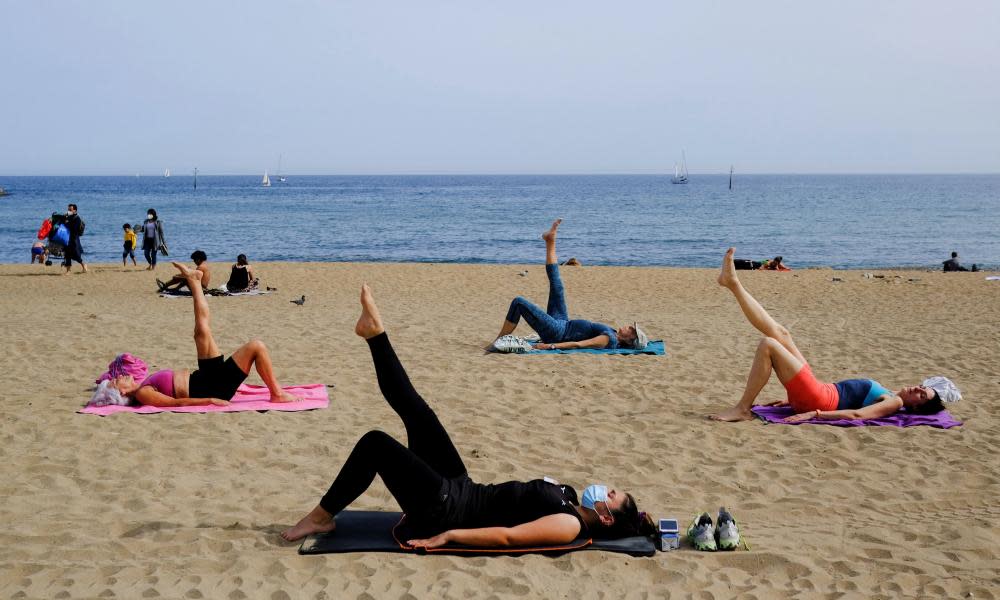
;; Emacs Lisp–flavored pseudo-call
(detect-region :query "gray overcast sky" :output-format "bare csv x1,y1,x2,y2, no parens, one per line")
2,1,998,175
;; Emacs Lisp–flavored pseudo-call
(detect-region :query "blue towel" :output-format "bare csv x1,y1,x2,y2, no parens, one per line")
526,340,666,355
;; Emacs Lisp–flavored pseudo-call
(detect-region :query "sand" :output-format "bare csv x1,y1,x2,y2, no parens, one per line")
1,260,998,599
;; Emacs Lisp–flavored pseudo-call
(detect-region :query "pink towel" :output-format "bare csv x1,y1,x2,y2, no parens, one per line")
78,383,329,415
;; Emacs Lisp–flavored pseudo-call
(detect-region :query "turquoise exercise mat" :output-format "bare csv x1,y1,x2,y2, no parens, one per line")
528,339,666,355
298,511,656,557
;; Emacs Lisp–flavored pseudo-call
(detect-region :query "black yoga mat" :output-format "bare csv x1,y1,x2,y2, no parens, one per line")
298,511,656,557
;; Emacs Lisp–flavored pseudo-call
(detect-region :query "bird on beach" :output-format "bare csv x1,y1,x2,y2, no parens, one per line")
290,295,306,306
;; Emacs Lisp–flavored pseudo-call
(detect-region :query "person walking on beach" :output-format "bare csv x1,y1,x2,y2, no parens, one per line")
281,284,656,546
158,250,211,293
122,224,137,267
62,203,88,274
139,209,167,270
709,248,960,423
490,219,648,351
105,262,300,407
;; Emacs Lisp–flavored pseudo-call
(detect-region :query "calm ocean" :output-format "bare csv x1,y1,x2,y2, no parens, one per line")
0,174,997,268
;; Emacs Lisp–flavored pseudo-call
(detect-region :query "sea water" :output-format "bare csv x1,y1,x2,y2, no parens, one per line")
0,174,997,268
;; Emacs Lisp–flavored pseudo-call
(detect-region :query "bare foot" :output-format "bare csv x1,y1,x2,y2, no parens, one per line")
541,218,562,243
270,390,300,403
172,261,202,284
717,247,739,289
281,506,336,542
354,283,385,339
709,407,755,422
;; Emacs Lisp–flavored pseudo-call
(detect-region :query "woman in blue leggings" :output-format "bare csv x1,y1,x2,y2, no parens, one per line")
491,219,647,351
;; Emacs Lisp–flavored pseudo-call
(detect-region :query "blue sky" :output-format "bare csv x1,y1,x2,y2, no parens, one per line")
2,1,998,174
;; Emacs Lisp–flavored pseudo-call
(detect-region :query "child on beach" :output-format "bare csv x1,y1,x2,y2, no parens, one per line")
122,224,137,266
30,240,47,264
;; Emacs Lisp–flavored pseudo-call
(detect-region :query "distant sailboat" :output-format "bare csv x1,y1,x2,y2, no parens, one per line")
728,165,734,190
262,170,271,187
164,168,171,178
193,167,198,190
276,154,287,183
670,151,689,184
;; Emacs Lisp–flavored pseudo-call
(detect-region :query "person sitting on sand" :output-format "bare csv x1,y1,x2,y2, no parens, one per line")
158,250,211,293
710,248,960,423
942,251,977,272
281,284,656,546
226,254,258,293
758,255,791,271
490,219,648,351
110,262,299,407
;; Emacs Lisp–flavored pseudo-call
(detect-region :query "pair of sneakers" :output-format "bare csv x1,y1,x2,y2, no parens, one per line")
686,507,741,551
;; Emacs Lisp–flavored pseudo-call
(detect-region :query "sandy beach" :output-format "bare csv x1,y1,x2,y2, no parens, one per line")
1,260,998,599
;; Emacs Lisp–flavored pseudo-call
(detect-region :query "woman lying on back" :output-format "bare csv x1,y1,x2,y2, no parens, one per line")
710,248,959,423
282,284,656,548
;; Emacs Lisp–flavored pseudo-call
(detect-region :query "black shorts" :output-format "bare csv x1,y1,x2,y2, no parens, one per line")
188,355,248,401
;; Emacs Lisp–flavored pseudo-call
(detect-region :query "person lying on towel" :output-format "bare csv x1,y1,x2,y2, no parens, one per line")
710,248,960,423
282,284,656,548
489,219,649,351
100,262,299,407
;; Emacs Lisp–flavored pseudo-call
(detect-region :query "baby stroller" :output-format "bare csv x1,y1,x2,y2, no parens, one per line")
40,213,67,265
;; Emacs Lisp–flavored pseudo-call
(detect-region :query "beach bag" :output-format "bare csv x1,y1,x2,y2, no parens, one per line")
734,259,762,270
95,353,149,384
53,223,70,246
37,219,52,240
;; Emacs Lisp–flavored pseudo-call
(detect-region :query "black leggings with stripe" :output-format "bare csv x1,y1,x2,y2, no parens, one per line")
319,333,467,516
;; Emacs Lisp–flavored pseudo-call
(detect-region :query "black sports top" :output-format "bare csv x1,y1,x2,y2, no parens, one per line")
414,477,588,536
227,265,250,290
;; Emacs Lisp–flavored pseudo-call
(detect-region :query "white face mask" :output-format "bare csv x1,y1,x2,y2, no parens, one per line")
147,214,154,220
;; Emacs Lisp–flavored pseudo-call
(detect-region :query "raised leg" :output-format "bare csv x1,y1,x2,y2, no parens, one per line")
710,337,805,421
717,248,806,363
173,262,220,359
356,284,467,478
543,218,561,265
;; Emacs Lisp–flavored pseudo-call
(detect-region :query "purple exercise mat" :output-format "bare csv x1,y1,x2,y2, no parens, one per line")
751,405,962,428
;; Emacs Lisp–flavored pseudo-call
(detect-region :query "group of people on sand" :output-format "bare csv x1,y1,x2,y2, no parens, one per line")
156,251,259,294
96,219,960,552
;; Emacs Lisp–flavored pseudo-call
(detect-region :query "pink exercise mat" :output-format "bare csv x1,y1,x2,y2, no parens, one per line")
78,383,330,416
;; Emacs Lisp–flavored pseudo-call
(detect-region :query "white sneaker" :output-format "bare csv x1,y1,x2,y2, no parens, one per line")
492,335,533,354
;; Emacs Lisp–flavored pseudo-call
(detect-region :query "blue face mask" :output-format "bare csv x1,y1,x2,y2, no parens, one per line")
580,484,608,511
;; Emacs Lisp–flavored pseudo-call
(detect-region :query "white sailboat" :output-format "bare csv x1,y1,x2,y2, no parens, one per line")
262,170,271,187
164,168,171,178
670,151,688,184
276,154,287,183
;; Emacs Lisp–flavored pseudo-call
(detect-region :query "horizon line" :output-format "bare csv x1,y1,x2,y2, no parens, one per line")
3,171,999,178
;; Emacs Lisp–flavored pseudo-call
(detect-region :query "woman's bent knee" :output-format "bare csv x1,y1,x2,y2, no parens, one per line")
358,430,395,451
758,337,782,353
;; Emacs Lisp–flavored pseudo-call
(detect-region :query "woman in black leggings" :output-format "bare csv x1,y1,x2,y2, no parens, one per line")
281,284,656,548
